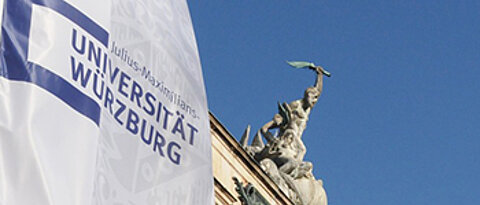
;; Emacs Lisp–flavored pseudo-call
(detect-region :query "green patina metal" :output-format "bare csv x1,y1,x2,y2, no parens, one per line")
233,177,270,205
286,61,331,77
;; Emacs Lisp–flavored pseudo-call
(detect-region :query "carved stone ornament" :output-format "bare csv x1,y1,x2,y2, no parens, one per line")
240,61,330,205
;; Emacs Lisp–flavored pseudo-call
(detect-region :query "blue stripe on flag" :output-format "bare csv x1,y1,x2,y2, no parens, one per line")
27,63,101,125
0,0,106,126
32,0,109,47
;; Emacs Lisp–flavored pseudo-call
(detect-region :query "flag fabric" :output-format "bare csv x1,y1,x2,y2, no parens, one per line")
0,0,213,204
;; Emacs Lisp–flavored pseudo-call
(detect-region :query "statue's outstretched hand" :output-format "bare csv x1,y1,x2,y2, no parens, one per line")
316,66,331,77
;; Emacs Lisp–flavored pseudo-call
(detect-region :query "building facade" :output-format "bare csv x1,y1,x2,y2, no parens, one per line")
210,113,294,205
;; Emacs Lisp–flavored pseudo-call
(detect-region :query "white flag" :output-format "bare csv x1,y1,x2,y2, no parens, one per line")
0,0,213,204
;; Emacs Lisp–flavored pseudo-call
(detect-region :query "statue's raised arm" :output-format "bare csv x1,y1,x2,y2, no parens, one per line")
313,65,329,96
287,61,331,110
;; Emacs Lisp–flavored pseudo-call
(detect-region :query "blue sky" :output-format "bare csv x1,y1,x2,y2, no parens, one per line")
187,1,480,204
